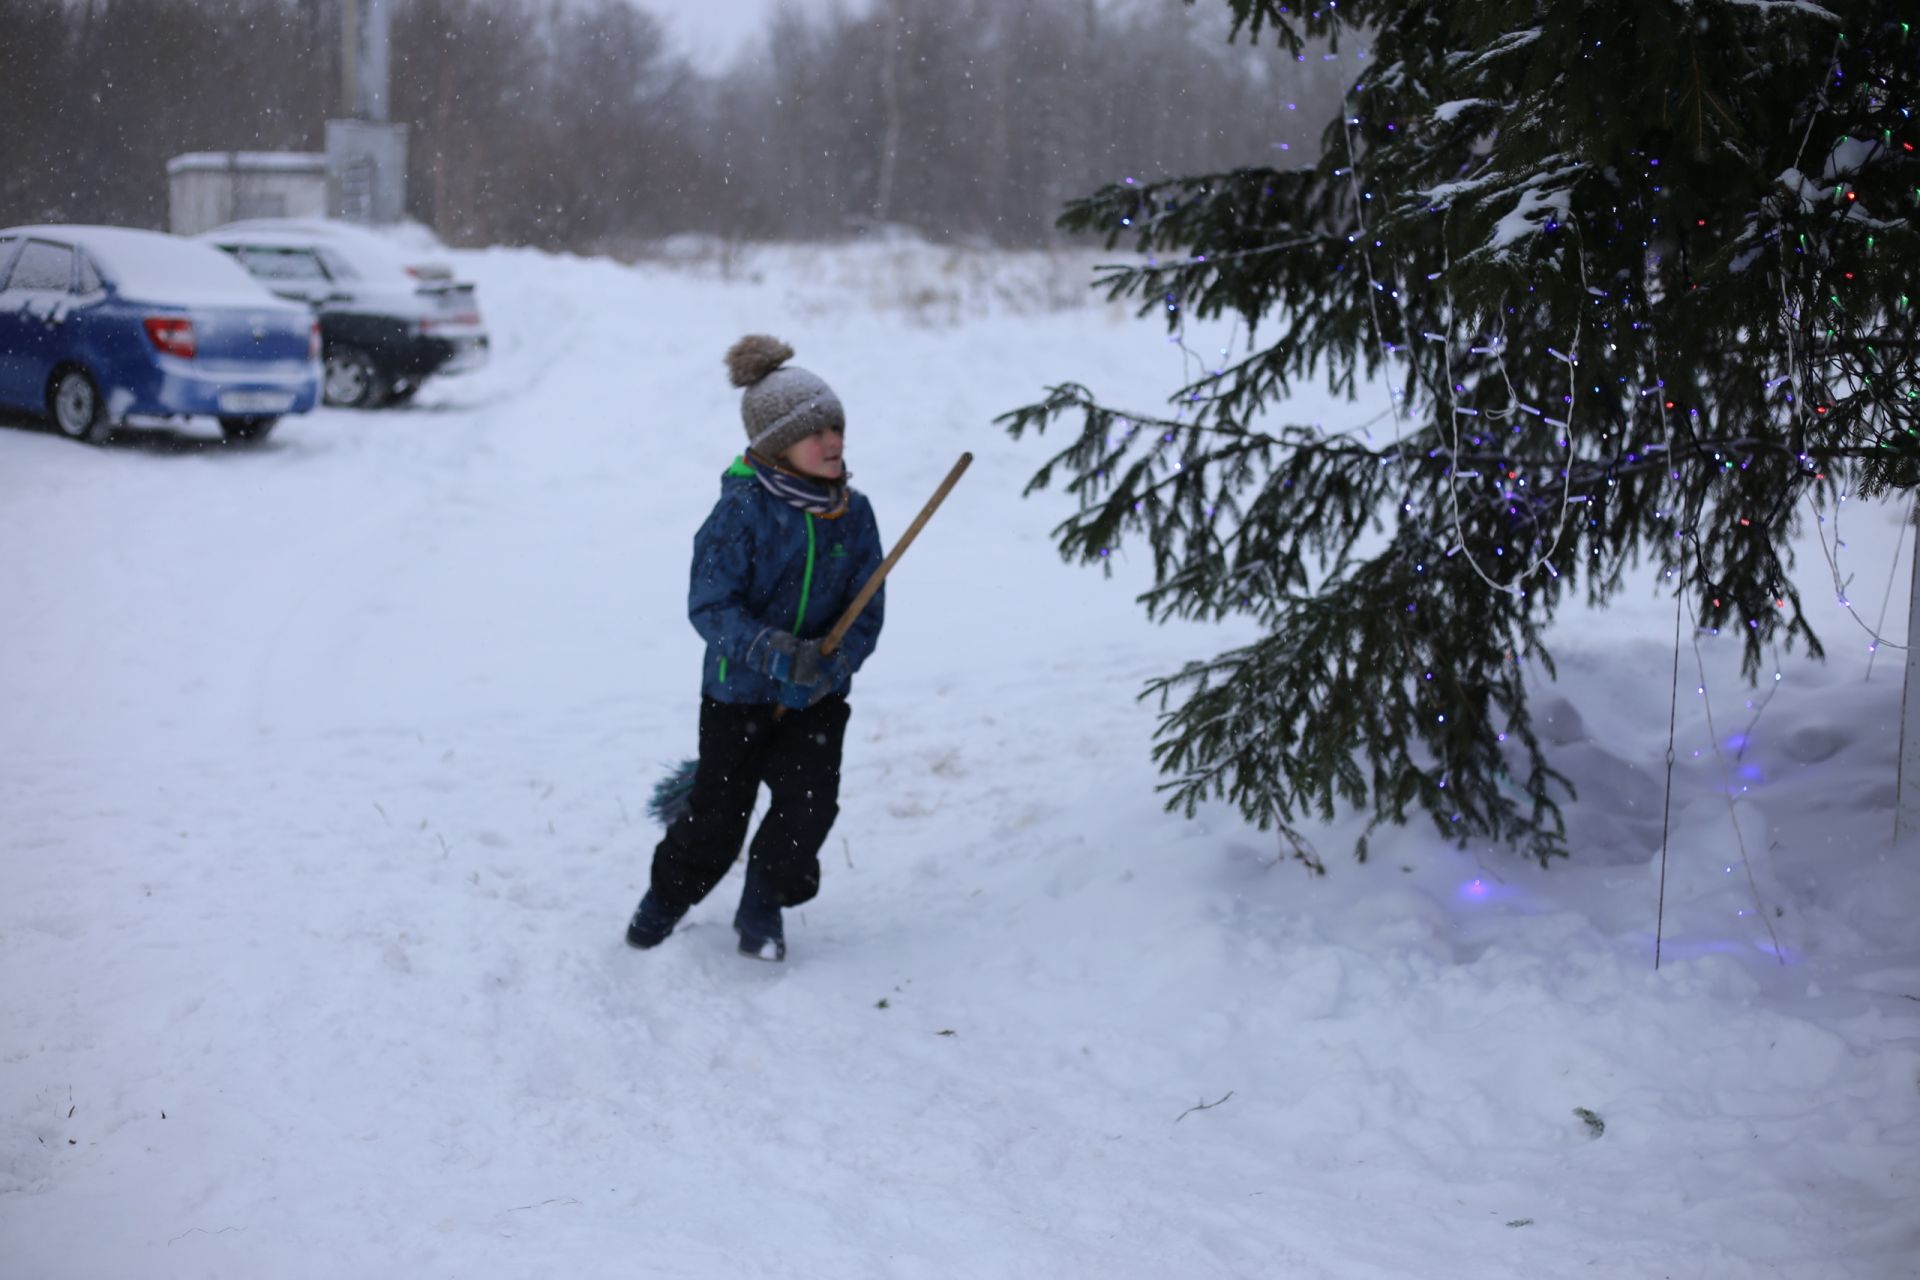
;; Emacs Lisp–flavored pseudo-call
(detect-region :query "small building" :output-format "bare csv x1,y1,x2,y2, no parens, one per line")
167,152,328,236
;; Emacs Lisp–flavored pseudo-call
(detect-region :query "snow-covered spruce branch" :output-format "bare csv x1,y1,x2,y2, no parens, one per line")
1007,377,1850,669
1086,232,1343,282
1009,383,1884,563
1003,1,1918,863
1141,578,1572,867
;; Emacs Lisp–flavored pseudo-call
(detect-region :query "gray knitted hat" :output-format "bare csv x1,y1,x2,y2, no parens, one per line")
727,335,845,459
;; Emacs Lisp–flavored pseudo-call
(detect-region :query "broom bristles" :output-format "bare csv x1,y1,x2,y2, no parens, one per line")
647,758,699,827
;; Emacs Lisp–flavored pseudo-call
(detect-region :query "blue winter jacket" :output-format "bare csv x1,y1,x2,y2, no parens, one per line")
691,457,886,710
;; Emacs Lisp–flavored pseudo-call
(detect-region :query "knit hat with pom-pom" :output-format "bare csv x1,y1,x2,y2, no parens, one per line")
727,334,845,460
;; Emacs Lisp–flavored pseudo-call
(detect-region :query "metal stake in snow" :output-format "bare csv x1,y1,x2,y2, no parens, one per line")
1897,518,1920,843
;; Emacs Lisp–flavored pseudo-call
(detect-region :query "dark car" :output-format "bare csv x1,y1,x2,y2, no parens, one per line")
201,220,488,408
0,225,320,444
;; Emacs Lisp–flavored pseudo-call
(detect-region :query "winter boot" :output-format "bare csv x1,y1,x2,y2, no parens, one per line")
733,871,786,963
625,891,681,950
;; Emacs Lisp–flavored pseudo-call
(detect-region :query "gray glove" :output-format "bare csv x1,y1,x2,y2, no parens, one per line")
750,630,851,699
751,630,802,681
790,638,850,690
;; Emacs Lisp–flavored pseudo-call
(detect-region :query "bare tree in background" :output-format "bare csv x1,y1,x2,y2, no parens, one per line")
871,0,904,227
0,0,1354,251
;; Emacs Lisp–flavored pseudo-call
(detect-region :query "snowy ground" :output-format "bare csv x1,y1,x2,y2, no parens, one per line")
2,239,1916,1279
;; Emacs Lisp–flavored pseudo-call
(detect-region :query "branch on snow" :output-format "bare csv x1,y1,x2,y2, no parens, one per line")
1175,1091,1236,1123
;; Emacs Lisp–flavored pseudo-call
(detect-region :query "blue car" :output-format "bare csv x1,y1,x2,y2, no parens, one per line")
0,225,321,444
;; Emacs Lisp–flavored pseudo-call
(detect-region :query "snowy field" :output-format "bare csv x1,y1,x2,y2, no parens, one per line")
2,239,1917,1279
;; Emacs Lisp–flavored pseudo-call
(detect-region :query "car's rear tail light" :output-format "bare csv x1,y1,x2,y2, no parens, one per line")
308,322,322,362
418,313,480,335
143,316,197,359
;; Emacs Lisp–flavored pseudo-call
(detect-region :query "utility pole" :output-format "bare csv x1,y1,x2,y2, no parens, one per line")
340,0,390,121
340,0,356,117
329,0,406,223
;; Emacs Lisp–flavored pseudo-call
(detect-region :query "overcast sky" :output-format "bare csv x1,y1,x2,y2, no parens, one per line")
631,0,865,72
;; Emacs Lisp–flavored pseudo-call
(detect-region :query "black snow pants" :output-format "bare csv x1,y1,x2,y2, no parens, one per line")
648,694,851,916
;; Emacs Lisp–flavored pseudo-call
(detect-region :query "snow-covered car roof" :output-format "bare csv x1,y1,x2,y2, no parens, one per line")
2,224,304,309
206,218,458,282
202,231,420,293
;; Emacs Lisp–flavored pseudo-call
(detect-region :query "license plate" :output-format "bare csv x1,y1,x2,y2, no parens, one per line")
219,390,294,413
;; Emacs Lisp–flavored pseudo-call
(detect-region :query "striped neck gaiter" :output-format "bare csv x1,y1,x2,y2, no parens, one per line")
744,450,850,519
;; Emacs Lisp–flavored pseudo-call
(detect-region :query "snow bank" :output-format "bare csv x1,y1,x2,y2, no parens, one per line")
1,241,1915,1279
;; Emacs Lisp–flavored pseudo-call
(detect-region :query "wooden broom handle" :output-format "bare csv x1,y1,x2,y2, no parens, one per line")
770,452,970,721
821,451,972,656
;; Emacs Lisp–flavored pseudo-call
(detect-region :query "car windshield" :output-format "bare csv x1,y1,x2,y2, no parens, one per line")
229,245,327,282
314,246,360,281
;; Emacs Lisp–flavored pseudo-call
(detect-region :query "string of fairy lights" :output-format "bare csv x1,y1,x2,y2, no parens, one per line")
1104,10,1914,949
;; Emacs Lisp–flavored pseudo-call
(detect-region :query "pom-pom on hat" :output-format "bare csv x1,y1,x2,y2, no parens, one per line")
726,334,845,460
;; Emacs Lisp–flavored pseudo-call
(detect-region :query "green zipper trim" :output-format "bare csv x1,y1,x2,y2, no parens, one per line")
794,513,816,632
720,457,751,682
715,476,815,685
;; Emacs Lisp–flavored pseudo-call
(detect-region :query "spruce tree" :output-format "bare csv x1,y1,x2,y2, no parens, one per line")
1002,1,1920,866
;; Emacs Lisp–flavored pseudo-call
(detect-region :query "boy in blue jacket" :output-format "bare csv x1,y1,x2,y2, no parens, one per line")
626,336,885,962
